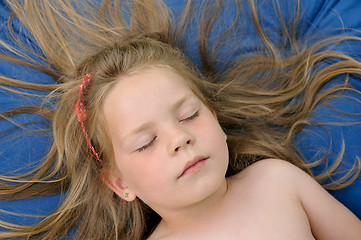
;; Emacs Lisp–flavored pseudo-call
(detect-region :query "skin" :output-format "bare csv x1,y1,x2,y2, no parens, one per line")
102,66,229,226
102,67,361,239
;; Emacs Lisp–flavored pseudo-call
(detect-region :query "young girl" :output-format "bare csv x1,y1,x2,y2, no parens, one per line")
1,0,361,239
96,51,361,239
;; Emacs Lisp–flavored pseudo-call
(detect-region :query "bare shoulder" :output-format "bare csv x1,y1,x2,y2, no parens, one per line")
241,158,303,174
231,158,307,189
226,158,307,209
231,159,361,240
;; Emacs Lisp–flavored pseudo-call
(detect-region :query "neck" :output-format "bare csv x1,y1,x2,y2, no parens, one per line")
155,178,229,235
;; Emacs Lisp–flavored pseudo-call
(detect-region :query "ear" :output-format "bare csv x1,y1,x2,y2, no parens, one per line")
211,110,218,119
101,171,137,202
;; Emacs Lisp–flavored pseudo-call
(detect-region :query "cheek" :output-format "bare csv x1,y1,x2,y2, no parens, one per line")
115,153,168,189
114,155,147,181
123,159,175,204
199,115,229,159
200,113,225,143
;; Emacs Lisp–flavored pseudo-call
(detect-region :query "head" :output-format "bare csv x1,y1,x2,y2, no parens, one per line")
57,35,228,237
102,65,228,213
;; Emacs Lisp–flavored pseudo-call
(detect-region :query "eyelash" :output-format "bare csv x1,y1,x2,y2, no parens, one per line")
137,137,156,152
136,111,200,153
182,110,199,122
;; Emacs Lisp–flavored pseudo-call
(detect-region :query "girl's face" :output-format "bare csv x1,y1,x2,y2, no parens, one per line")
102,67,229,215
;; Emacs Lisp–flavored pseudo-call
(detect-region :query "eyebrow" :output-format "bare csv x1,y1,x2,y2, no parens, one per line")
122,94,194,141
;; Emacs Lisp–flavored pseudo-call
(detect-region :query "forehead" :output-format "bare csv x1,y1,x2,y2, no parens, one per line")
105,66,193,107
102,67,196,130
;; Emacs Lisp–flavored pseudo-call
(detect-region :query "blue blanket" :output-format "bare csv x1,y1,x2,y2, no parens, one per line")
1,0,360,233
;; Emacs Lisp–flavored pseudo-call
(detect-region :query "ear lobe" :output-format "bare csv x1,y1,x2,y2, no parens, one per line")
102,171,137,202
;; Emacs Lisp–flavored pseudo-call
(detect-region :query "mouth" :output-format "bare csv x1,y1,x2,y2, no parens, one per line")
178,156,209,179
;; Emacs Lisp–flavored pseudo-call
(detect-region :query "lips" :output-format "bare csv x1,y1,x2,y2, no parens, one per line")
178,156,208,179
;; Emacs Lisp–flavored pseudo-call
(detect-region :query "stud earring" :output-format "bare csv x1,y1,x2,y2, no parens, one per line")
125,193,129,198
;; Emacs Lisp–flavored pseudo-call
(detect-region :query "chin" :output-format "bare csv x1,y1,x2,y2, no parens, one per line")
194,171,226,199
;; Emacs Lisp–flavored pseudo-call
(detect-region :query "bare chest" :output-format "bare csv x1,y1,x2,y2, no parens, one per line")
181,200,313,239
150,178,315,240
197,198,315,240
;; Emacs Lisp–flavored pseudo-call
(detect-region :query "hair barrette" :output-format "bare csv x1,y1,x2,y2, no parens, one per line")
76,73,103,164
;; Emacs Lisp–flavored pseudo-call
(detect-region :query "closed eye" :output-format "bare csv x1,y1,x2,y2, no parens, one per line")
136,137,156,152
181,110,199,122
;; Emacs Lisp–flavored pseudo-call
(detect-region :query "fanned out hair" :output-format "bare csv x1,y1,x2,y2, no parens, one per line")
0,0,361,239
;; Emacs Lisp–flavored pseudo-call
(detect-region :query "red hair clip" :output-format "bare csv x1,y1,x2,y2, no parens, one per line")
76,73,102,164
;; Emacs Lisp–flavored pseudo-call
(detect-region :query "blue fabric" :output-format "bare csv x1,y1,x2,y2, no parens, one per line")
0,0,360,235
0,0,61,230
293,0,361,218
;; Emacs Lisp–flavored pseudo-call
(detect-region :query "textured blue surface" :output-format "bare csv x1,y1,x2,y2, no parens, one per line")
0,0,360,235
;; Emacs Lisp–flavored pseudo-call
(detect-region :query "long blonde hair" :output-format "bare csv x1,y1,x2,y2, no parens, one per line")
1,0,361,239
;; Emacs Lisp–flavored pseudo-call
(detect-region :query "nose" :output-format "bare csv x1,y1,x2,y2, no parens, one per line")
168,126,194,154
174,139,192,152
